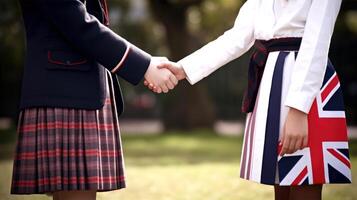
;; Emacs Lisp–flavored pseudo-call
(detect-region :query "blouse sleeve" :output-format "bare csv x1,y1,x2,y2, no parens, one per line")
284,0,342,113
178,0,257,85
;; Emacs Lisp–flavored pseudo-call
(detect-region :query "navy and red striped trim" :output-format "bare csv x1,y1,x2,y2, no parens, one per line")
111,45,131,73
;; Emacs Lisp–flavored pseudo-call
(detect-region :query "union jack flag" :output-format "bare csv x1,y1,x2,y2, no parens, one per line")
278,61,352,185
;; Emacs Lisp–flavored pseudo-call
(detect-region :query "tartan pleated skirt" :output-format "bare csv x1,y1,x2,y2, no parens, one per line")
11,72,126,194
240,50,352,186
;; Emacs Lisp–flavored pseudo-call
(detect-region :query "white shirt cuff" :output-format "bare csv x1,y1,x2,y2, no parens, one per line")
179,59,206,85
284,90,316,114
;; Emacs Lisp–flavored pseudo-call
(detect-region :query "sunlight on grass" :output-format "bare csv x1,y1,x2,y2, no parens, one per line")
1,131,356,200
98,163,273,200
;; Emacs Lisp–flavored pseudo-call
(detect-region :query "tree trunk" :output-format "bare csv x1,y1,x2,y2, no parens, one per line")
148,0,215,130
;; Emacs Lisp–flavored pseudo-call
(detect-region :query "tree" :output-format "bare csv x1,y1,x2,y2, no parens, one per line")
0,0,24,120
330,0,357,124
148,0,216,130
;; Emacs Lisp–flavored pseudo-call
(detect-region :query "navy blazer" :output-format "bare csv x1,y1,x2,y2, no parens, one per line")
18,0,151,115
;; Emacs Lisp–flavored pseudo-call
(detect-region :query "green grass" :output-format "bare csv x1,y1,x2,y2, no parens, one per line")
1,130,357,200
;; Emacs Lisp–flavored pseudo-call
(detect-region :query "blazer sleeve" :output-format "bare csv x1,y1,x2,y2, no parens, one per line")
284,0,342,113
35,0,151,85
178,0,257,85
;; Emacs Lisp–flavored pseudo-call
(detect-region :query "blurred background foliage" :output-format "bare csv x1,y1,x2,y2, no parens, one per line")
0,0,356,130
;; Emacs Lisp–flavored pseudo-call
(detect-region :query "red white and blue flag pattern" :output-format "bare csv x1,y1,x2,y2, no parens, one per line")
240,52,351,185
278,61,351,185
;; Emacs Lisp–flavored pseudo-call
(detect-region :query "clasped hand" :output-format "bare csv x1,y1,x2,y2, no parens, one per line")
144,57,186,93
146,58,308,156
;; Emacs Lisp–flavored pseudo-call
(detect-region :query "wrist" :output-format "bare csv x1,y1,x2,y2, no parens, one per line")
177,63,187,80
289,107,308,118
144,59,154,78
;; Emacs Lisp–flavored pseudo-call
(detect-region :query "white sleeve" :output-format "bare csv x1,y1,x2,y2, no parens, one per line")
178,0,257,85
284,0,342,113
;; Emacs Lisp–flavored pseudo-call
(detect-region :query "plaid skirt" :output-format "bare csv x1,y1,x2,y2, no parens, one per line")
11,72,126,194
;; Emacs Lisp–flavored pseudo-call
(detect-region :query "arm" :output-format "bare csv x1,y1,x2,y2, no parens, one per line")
35,0,150,85
284,0,342,113
280,0,342,156
178,0,257,85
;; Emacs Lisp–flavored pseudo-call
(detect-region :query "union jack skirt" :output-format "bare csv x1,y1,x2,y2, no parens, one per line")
11,72,126,194
240,50,352,186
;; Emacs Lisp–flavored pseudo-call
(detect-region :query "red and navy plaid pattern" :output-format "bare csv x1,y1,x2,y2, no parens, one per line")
11,75,125,194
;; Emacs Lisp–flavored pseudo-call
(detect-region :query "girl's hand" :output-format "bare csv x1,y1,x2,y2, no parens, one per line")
157,61,187,81
143,57,178,94
280,107,309,156
144,61,186,93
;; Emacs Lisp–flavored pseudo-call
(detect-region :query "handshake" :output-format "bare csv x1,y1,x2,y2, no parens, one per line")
143,57,187,93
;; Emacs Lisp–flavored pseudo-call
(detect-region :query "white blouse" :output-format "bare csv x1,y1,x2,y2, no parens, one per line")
179,0,342,113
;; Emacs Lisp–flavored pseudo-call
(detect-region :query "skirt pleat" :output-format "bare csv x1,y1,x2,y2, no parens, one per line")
11,73,125,194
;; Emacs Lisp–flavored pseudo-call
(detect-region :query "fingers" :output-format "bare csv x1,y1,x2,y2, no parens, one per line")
145,81,173,94
160,84,169,93
154,87,162,94
293,138,303,152
157,61,174,69
165,80,175,90
157,72,179,93
144,57,180,94
163,72,179,92
157,61,178,74
280,108,308,156
288,135,298,154
281,134,301,156
144,80,156,92
144,80,149,86
281,126,299,156
157,60,186,81
157,75,170,93
148,83,155,90
281,134,308,156
157,76,177,93
280,125,287,156
280,135,291,156
302,136,308,149
169,74,178,86
144,79,159,93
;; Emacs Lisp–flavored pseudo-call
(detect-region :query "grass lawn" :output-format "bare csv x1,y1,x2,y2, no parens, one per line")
0,129,356,200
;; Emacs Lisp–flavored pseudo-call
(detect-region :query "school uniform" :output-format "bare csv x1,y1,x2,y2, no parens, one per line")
12,0,151,194
179,0,351,186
